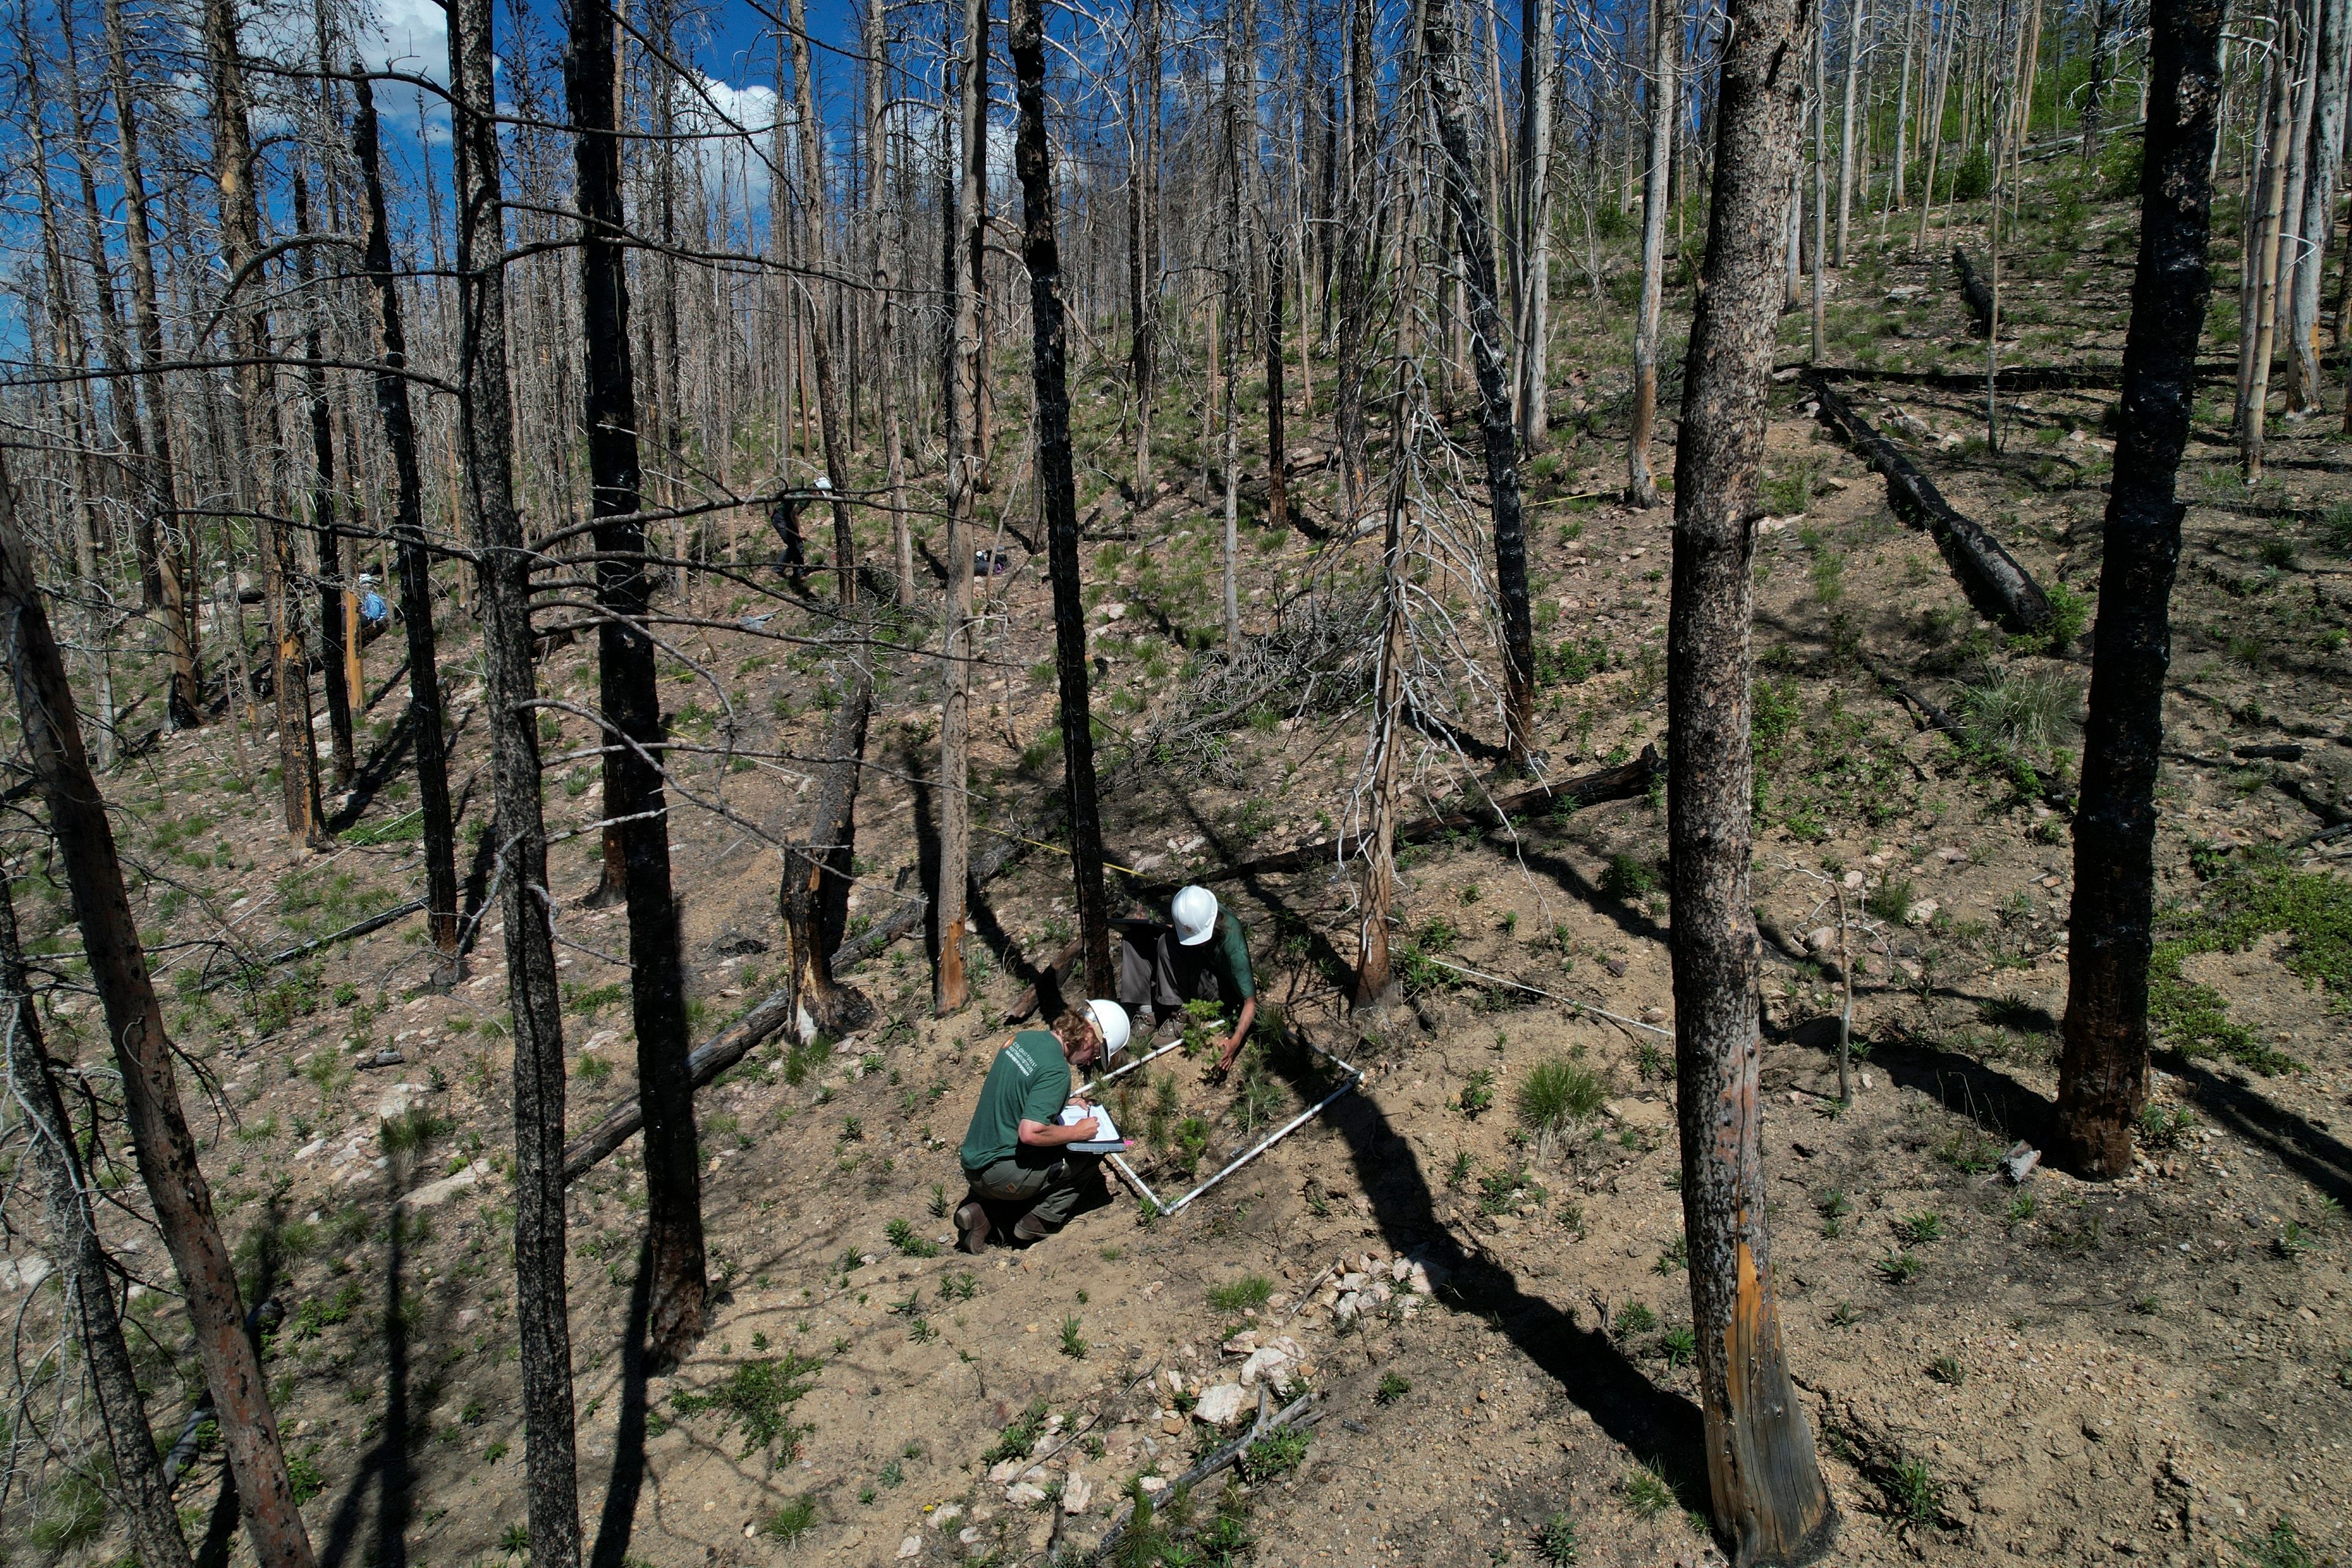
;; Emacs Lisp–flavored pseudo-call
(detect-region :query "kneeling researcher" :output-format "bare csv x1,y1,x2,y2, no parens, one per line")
955,1000,1129,1252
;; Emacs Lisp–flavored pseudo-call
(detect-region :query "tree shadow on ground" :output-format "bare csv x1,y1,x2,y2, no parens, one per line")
318,1158,418,1568
1266,1028,1712,1512
2157,1051,2352,1205
327,708,416,834
589,1245,657,1568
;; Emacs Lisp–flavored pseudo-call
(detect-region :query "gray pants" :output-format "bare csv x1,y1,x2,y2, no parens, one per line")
965,1153,1098,1234
1117,922,1228,1016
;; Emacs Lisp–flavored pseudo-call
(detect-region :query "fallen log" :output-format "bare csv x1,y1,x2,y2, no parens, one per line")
1802,373,2055,636
1133,745,1665,893
560,987,797,1185
1082,1389,1321,1565
1951,247,1995,336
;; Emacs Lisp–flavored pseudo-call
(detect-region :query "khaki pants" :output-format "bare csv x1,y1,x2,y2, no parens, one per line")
963,1153,1099,1235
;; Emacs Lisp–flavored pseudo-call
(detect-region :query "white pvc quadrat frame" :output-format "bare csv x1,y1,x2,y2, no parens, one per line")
1072,1031,1363,1218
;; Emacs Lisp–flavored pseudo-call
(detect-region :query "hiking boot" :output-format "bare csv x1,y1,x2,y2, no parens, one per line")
1012,1212,1055,1244
954,1201,992,1254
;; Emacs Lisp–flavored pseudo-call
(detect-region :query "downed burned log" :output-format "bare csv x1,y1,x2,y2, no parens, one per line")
1951,247,1995,336
561,987,796,1183
1137,744,1666,889
1803,374,2056,636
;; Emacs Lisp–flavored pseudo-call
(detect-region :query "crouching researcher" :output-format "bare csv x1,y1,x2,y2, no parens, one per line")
955,1000,1131,1252
1118,884,1256,1074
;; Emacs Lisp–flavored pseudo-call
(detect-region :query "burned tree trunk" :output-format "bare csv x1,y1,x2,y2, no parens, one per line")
1630,0,1679,508
1802,374,2056,634
351,86,461,973
1951,247,1995,335
567,0,707,1363
1353,471,1409,1012
443,0,581,1554
0,448,317,1568
1012,0,1117,998
0,877,193,1568
205,0,324,847
1421,0,1537,774
937,0,987,1016
781,670,876,1039
1333,0,1376,514
104,0,199,727
1666,0,1839,1555
1265,231,1291,535
788,0,859,603
2059,0,2226,1178
290,170,356,790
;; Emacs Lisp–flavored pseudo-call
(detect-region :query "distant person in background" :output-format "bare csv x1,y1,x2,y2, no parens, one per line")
356,574,391,643
1117,884,1256,1076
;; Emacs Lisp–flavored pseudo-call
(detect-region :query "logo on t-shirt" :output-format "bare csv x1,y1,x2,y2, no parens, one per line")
1005,1041,1039,1078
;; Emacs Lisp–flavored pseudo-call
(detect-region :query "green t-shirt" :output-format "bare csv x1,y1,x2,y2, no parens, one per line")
1205,914,1255,1002
959,1030,1072,1172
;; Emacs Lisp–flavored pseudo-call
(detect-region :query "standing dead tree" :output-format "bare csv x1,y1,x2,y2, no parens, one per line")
1630,0,1680,508
937,0,987,1016
351,75,462,978
442,0,582,1548
567,0,707,1363
1012,0,1117,998
0,445,318,1568
1666,0,1840,1553
2060,0,2227,1177
0,873,192,1568
1421,0,1537,774
780,663,877,1039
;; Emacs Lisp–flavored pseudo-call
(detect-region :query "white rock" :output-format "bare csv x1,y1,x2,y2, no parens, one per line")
1193,1382,1251,1428
1370,1281,1393,1305
930,1506,962,1530
1224,1331,1258,1356
1904,899,1939,926
987,1460,1026,1484
1062,1475,1093,1515
897,1534,921,1558
1389,1257,1412,1283
295,1139,326,1160
1333,1292,1361,1325
405,1162,486,1208
375,1082,434,1122
1139,1476,1168,1494
1339,1272,1368,1292
0,1256,52,1293
1803,927,1836,954
958,1528,981,1545
1005,1483,1047,1506
1238,1347,1298,1393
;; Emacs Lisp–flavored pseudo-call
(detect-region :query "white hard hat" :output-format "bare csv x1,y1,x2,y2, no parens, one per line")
1086,999,1130,1058
1172,885,1218,947
815,474,832,491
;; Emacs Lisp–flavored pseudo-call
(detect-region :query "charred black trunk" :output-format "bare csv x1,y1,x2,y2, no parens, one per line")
567,0,707,1362
351,87,460,973
781,669,876,1039
2059,0,2226,1178
443,0,582,1555
1012,0,1117,998
1420,0,1537,774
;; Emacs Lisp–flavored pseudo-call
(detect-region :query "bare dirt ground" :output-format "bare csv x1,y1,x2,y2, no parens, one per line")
6,165,2351,1568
